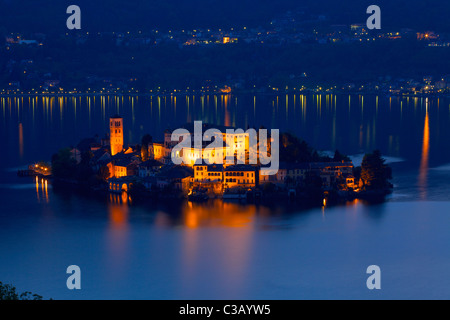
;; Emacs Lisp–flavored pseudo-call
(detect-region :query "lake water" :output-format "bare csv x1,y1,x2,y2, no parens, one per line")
0,93,449,299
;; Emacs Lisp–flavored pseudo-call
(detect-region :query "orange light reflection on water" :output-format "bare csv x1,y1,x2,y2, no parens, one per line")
181,200,261,297
418,108,429,199
105,193,131,279
182,200,257,228
108,193,129,228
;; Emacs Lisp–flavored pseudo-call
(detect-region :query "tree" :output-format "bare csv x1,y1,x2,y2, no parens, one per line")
280,133,316,163
77,151,95,183
141,134,153,161
97,165,110,181
333,150,351,162
302,172,325,204
80,150,93,167
360,150,392,190
0,282,43,300
51,148,77,180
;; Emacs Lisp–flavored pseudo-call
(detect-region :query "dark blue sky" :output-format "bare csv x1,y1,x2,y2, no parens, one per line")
0,0,449,33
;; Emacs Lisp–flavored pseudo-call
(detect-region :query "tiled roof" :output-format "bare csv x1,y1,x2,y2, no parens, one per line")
76,138,97,152
139,159,164,168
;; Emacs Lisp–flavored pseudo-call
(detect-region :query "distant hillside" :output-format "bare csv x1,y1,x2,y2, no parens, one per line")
1,0,450,33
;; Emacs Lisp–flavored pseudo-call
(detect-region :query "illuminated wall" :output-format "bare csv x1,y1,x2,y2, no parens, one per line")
110,116,124,156
153,143,164,160
114,166,128,178
194,165,223,182
224,170,255,188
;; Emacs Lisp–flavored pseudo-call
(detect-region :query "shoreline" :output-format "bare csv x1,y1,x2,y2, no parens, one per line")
0,91,449,99
48,176,393,210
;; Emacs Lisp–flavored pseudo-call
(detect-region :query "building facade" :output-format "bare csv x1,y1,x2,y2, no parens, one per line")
110,115,124,156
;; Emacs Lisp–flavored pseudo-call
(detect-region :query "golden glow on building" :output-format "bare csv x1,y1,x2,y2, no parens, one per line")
169,128,250,168
110,116,124,156
114,166,128,178
153,143,164,160
224,167,256,188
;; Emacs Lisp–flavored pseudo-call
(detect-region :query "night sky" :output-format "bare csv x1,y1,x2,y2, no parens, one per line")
0,0,449,33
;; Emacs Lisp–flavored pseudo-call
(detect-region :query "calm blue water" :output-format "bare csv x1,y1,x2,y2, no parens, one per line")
0,94,449,299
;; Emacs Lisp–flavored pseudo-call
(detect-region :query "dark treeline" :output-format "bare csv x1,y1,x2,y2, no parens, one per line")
2,37,450,91
0,281,43,300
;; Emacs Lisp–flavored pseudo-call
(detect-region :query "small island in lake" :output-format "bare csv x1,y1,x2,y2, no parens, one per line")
23,115,393,207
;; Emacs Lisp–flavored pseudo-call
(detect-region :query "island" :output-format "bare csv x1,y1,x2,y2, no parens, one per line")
22,115,393,207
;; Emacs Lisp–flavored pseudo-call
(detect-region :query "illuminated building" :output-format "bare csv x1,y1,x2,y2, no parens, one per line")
417,32,438,40
309,162,354,189
222,36,238,44
149,142,164,160
165,123,251,167
110,115,124,156
259,162,309,186
109,176,135,194
224,165,256,188
194,163,224,183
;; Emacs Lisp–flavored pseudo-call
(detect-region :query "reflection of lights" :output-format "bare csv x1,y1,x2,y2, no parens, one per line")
347,199,360,207
418,109,429,199
35,177,49,203
121,192,128,204
35,176,40,202
180,200,258,293
108,193,129,228
44,180,49,203
182,200,258,228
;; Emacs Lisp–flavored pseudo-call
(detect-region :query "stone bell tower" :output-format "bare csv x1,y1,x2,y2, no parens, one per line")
110,115,123,156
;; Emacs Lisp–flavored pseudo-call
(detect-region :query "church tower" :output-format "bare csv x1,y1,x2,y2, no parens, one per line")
110,115,124,156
